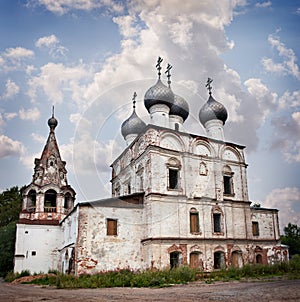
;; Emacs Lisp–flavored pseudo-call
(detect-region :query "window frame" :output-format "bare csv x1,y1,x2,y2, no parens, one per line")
190,209,200,234
106,218,118,236
252,221,259,236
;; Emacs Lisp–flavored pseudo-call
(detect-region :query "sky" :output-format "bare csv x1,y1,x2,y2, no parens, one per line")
0,0,299,232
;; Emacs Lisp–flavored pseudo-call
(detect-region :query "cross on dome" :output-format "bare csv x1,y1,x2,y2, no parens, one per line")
206,77,213,96
132,91,137,109
156,56,163,79
165,63,172,88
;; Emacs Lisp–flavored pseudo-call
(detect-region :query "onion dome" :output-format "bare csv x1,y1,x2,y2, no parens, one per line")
170,94,189,121
144,57,174,112
199,78,228,126
121,92,146,138
144,79,174,112
48,106,58,131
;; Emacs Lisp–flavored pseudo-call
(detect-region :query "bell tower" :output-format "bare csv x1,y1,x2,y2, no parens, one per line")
19,108,76,224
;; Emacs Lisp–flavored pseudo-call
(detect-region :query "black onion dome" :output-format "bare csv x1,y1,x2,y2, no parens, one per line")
170,94,189,121
144,79,174,112
199,95,228,126
48,115,58,131
121,110,146,138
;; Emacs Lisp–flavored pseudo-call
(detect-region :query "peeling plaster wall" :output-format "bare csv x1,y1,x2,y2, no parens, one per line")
75,205,145,274
14,224,61,274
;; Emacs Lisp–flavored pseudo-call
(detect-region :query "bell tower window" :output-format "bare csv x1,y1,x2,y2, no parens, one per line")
166,158,181,191
44,189,57,212
223,165,234,196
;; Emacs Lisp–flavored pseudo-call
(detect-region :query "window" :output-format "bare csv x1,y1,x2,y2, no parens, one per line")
127,183,131,195
169,168,178,189
252,221,259,236
190,209,200,233
214,251,225,269
170,251,182,268
213,213,221,233
107,219,118,236
44,189,57,212
223,176,232,194
31,251,36,256
175,123,179,131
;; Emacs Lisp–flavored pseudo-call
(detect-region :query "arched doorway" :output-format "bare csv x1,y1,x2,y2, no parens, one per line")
231,251,243,268
170,251,182,268
256,254,263,264
214,251,225,269
190,252,203,269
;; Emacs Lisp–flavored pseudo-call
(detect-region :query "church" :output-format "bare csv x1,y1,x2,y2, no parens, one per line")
14,58,288,275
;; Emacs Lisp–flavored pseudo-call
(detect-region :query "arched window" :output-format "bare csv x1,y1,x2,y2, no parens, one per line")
166,158,181,190
223,165,234,195
190,208,200,233
44,189,57,212
214,251,225,269
27,190,36,212
212,207,224,234
64,192,73,211
170,251,182,268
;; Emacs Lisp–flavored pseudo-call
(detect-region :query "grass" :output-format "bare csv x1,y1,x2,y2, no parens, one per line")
5,255,300,288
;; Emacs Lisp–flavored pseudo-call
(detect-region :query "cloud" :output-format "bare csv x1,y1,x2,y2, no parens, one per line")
262,33,300,80
4,47,34,59
244,78,277,122
0,47,34,72
31,132,46,143
33,0,124,15
35,34,59,48
1,79,20,99
35,34,68,58
271,110,300,162
27,62,91,105
278,90,300,110
4,112,18,120
19,107,41,121
255,1,272,8
264,187,300,232
0,135,24,158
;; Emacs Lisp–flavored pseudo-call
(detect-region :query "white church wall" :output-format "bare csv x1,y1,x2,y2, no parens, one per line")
14,224,61,274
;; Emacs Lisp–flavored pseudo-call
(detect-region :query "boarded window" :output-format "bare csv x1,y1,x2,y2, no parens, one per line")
190,210,200,233
107,219,118,236
213,213,221,233
252,221,259,236
169,168,178,189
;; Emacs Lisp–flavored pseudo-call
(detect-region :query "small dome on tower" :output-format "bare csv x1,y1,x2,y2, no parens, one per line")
170,94,189,121
48,106,58,131
121,92,146,139
199,78,228,126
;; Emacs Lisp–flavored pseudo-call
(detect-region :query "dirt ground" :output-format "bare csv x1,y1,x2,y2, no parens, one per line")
1,278,300,302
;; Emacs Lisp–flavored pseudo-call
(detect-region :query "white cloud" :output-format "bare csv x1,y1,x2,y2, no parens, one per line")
33,0,124,15
4,112,18,120
244,78,277,122
1,79,20,99
27,62,91,106
19,107,41,121
0,135,24,158
262,34,300,80
35,34,59,48
255,1,272,8
4,47,34,59
31,132,46,143
278,90,300,110
113,15,140,38
271,110,300,162
264,187,300,232
35,34,68,58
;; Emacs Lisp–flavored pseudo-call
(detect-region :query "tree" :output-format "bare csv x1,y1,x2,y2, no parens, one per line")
0,186,23,276
281,223,300,256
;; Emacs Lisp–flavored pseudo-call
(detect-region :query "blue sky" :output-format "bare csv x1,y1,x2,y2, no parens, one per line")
0,0,299,231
